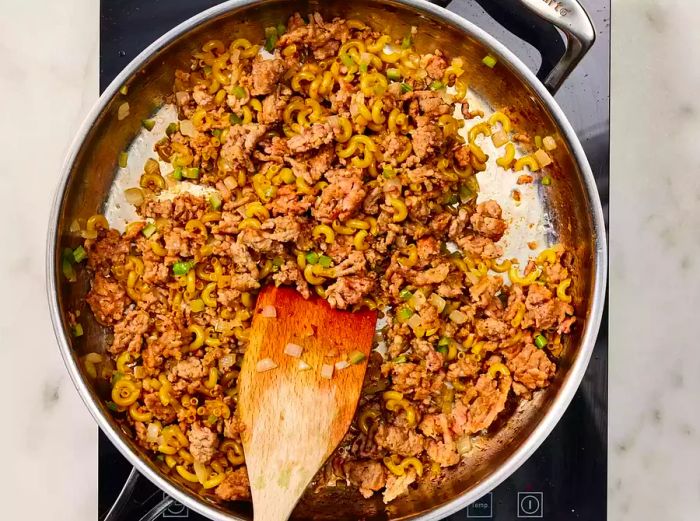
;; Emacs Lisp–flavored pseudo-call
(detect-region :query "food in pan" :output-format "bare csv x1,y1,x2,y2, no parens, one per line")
67,12,575,504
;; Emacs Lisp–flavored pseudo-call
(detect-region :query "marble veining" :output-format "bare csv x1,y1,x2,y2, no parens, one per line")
0,0,697,520
0,1,99,520
610,1,700,520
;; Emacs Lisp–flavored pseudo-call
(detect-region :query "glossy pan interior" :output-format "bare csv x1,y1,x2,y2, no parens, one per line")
47,1,606,520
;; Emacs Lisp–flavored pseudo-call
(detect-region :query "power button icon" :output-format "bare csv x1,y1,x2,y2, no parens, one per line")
517,492,543,518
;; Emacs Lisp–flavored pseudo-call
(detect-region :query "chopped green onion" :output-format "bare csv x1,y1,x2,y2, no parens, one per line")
141,119,156,131
264,27,278,52
106,401,119,411
172,261,195,276
165,122,179,136
62,248,76,282
382,166,395,179
534,135,543,149
397,306,413,322
119,85,128,95
386,68,401,82
305,252,319,265
156,454,165,462
72,245,87,263
359,62,368,73
400,82,413,93
444,193,459,206
436,345,448,356
399,288,413,301
318,255,332,268
393,354,408,364
182,167,200,179
348,351,366,365
272,256,284,269
438,336,451,348
230,113,243,125
207,414,219,425
118,151,128,168
111,371,125,385
430,80,444,90
482,54,497,68
209,193,222,210
459,184,475,203
340,53,354,68
534,334,548,349
202,65,212,77
212,128,222,139
541,175,552,186
142,223,157,238
276,23,286,36
72,323,84,337
401,34,412,49
232,86,246,99
172,167,183,181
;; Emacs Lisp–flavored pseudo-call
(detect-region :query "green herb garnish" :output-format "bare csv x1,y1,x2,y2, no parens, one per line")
72,245,87,263
482,54,497,68
118,151,128,168
172,261,195,276
182,167,200,180
534,334,548,349
141,223,157,238
165,122,179,136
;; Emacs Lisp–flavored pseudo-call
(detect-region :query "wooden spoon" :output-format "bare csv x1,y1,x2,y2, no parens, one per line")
237,285,378,521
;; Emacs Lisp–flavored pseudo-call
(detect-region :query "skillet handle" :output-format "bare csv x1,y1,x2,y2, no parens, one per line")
513,0,596,92
428,0,595,94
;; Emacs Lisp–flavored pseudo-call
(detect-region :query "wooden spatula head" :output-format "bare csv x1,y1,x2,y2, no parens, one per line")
237,286,378,521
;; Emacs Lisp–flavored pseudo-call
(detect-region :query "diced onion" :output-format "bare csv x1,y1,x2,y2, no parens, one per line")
534,148,553,167
429,293,446,313
335,360,349,370
320,364,334,379
409,290,426,310
180,119,196,137
175,91,189,106
117,102,130,120
284,343,303,358
69,219,81,233
456,434,472,455
146,423,161,443
219,354,237,371
449,309,468,324
256,358,277,372
298,360,311,371
260,305,277,318
543,135,557,151
491,129,508,148
406,312,423,331
124,187,145,206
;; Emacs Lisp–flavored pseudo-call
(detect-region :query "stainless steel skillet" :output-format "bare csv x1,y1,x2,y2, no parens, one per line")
46,1,606,520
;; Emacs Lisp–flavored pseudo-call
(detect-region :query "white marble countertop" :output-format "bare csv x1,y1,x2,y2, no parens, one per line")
0,0,697,519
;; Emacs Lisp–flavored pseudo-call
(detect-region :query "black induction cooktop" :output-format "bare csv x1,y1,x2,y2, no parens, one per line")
98,1,609,519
